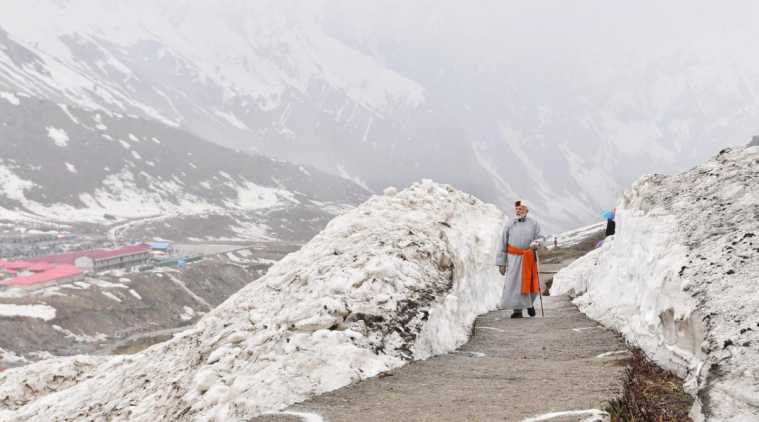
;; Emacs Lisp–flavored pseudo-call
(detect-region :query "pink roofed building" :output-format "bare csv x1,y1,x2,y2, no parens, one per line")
0,244,151,289
0,260,34,271
0,264,82,288
27,244,150,265
26,244,152,273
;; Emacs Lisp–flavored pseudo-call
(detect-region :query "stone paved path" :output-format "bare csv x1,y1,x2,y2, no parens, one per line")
253,294,629,422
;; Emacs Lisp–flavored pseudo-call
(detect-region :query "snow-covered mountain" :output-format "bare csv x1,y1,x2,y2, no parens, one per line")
0,92,367,241
552,146,759,420
1,1,757,232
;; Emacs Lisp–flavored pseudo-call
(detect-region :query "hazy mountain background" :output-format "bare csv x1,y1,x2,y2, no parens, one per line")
1,0,757,233
0,93,366,242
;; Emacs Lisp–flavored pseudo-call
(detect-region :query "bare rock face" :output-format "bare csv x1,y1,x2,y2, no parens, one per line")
748,135,759,147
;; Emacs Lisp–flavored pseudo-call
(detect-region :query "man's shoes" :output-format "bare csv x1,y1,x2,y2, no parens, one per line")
510,310,523,319
527,307,536,317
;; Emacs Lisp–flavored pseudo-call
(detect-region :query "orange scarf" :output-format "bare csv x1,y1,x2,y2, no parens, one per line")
507,245,541,295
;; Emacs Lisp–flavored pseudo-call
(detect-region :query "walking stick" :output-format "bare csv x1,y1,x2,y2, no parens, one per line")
535,250,545,318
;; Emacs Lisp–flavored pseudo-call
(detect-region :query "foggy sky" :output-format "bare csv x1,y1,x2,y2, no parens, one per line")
3,0,757,231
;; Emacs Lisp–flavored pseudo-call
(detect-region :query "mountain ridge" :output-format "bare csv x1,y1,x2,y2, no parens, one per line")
0,90,368,242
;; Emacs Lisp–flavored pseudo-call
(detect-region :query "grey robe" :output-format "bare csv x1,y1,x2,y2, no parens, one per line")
494,216,543,310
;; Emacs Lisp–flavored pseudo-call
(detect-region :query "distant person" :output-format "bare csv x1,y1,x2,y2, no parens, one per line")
605,219,616,237
604,208,616,237
495,200,543,319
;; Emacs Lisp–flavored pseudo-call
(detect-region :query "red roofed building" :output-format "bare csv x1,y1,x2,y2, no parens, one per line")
27,244,152,273
0,260,34,272
0,244,151,289
28,262,56,272
0,264,82,288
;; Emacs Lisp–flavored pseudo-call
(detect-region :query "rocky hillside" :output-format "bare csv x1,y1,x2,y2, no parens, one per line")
0,245,295,369
551,146,759,420
0,93,367,241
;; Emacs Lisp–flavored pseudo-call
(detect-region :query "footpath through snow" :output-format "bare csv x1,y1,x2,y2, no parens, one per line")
253,293,628,422
552,147,759,421
0,181,503,421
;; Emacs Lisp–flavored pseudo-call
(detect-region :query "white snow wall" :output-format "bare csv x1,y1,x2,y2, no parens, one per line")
0,180,503,421
551,147,759,421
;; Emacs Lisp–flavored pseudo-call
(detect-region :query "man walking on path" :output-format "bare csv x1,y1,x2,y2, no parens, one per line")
495,200,544,318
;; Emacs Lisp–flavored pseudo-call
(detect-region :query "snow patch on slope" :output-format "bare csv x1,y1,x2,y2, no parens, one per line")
0,92,20,106
0,304,56,321
46,127,69,147
0,164,36,202
0,181,502,421
0,162,294,226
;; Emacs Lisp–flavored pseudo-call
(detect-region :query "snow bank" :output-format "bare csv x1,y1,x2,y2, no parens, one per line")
551,147,759,421
0,181,502,421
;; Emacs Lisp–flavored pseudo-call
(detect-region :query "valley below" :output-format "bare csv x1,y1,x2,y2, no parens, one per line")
0,239,301,369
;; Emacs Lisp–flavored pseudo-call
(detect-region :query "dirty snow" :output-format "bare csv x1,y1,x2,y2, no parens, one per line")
0,304,56,321
0,355,109,411
551,147,759,421
0,181,502,421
